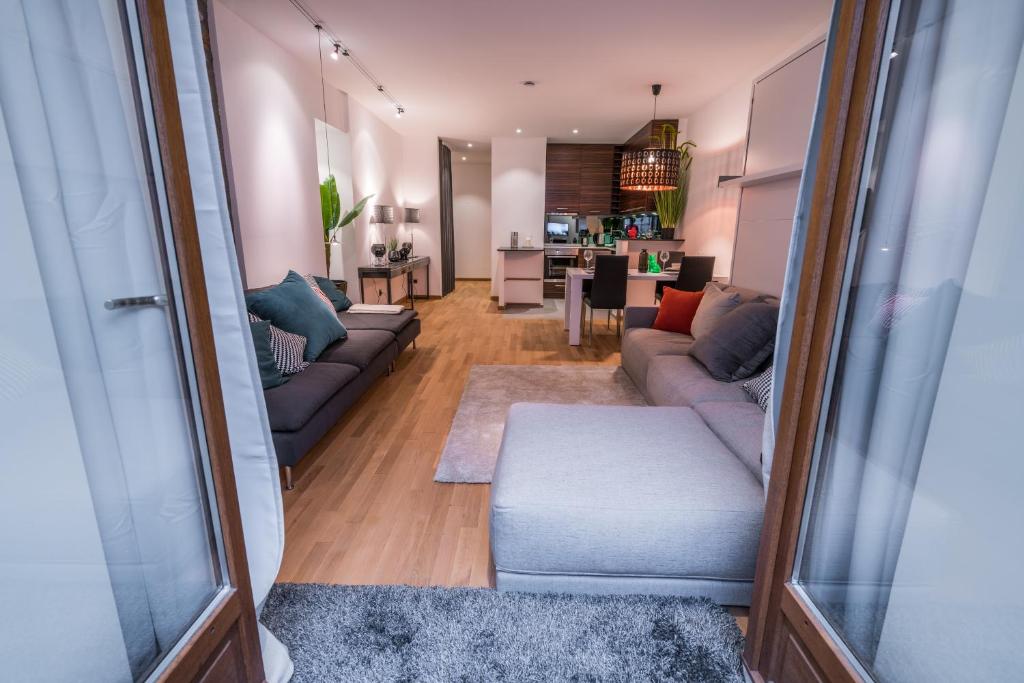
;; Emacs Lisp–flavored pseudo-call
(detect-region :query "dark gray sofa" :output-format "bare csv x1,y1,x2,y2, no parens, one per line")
256,304,420,488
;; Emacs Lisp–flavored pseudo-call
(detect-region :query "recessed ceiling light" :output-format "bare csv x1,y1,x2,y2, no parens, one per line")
890,50,899,59
572,129,579,134
461,156,467,161
521,80,536,87
467,142,474,148
515,128,523,134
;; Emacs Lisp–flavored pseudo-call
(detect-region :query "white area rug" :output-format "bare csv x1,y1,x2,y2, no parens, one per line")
434,364,646,483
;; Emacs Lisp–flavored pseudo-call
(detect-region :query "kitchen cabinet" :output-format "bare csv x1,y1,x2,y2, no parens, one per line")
579,145,616,215
545,143,617,215
545,144,581,214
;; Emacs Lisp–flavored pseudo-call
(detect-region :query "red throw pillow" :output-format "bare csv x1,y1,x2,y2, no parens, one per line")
653,287,705,335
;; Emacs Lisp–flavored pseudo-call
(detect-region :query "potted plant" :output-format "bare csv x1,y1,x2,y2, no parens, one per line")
387,237,402,262
652,125,696,239
320,175,372,276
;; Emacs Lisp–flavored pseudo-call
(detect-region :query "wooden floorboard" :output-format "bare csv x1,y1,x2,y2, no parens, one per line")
277,280,749,633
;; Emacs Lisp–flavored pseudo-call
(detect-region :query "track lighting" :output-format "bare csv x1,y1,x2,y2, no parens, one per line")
295,1,404,122
395,107,405,119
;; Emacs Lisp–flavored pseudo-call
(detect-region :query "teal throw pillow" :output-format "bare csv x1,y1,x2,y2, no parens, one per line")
245,270,347,361
314,275,353,311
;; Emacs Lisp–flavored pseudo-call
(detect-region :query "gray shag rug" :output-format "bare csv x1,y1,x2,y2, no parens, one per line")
435,364,646,483
262,584,745,683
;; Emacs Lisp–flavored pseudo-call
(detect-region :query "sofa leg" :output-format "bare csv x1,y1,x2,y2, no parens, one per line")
607,309,611,329
412,339,417,350
284,466,294,491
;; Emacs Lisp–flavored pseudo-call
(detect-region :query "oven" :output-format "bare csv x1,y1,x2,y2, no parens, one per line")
544,246,578,280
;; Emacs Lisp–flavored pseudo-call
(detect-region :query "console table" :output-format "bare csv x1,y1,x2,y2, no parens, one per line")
357,256,430,309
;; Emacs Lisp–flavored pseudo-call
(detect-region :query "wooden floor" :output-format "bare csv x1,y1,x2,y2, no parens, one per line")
277,280,748,633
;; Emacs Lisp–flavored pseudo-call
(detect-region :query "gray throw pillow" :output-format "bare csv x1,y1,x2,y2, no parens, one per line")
690,283,740,339
689,302,780,381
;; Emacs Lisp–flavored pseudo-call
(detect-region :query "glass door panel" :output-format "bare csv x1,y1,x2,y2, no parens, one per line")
0,1,226,680
793,0,1024,681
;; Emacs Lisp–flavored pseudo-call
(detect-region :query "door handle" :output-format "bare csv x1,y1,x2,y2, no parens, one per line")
104,295,169,310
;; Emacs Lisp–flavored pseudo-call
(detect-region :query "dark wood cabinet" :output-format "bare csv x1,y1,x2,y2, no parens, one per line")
545,143,617,215
579,145,616,215
545,144,581,214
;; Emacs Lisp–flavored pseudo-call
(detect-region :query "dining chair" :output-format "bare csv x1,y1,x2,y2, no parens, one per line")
656,255,716,300
583,255,628,343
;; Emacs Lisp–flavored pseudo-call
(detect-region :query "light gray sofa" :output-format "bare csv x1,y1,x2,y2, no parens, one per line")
489,285,776,606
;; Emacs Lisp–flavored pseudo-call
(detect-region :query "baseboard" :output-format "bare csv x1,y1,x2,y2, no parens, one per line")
456,277,490,281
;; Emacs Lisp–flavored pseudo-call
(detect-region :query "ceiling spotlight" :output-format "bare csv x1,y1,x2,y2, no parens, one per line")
461,156,467,161
395,107,404,119
467,142,474,148
515,128,523,134
572,128,579,134
331,43,341,60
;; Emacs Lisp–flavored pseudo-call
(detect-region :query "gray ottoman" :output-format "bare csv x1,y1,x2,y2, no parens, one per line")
489,403,765,605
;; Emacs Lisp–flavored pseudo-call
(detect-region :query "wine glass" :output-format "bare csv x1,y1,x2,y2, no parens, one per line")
659,250,670,272
583,249,595,271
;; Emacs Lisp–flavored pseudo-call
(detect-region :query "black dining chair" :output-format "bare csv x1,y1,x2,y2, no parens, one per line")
583,255,628,343
656,255,716,300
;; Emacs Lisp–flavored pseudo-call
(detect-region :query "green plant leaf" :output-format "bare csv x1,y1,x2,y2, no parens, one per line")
338,194,373,229
320,175,341,237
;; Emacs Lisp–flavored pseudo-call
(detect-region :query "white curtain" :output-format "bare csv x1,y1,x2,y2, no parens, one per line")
163,1,292,681
796,0,1024,666
0,0,219,677
0,0,290,679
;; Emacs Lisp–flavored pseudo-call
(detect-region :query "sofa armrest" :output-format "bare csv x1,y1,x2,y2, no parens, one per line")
624,306,659,331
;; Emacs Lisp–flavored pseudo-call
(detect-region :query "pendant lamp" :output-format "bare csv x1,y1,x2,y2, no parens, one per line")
620,84,680,191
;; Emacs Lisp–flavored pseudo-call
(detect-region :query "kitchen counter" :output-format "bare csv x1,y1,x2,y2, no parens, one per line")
495,247,544,308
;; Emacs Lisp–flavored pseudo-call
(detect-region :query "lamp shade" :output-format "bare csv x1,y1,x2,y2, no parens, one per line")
620,147,680,191
372,204,395,224
404,207,420,223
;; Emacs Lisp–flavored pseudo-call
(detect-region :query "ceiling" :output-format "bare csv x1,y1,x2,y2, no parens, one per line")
219,0,831,146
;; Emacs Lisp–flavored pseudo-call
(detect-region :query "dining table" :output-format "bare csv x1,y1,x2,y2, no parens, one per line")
563,266,677,346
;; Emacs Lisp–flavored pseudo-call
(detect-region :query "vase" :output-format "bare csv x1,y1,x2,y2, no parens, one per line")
637,248,649,273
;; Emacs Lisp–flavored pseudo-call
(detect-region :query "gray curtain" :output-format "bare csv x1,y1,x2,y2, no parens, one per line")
797,0,1024,664
439,140,455,295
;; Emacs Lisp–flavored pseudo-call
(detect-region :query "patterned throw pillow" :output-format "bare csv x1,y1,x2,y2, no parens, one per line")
248,312,309,375
743,365,773,411
303,274,337,314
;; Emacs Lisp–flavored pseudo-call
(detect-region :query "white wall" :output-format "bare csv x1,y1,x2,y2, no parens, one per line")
399,136,442,297
731,41,825,295
490,137,547,295
212,1,348,286
212,1,440,302
680,80,751,279
681,29,827,281
452,159,492,279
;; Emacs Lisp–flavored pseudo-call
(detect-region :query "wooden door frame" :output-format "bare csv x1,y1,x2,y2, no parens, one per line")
133,1,265,680
743,0,892,681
